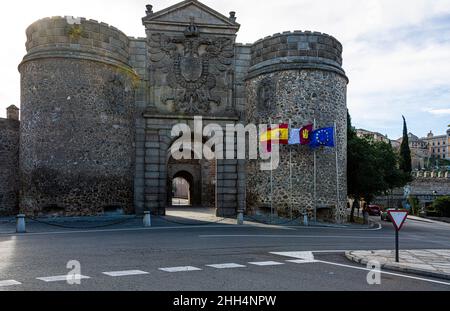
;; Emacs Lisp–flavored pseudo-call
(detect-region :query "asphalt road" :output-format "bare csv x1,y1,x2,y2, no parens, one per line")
1,216,450,291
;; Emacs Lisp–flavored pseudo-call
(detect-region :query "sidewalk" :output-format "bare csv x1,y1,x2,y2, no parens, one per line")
346,249,450,280
0,213,237,235
0,210,377,235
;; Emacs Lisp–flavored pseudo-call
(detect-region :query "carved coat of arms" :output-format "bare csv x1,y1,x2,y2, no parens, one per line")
148,19,234,114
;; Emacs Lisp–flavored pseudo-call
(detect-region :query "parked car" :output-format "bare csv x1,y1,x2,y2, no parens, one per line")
367,205,382,216
380,208,398,221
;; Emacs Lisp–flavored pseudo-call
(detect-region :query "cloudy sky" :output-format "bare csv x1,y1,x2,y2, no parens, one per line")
1,0,449,139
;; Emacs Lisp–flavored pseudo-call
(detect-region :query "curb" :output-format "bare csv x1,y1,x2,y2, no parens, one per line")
407,216,436,224
345,251,450,281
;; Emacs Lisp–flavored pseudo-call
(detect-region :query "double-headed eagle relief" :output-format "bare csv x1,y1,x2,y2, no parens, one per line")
148,18,234,114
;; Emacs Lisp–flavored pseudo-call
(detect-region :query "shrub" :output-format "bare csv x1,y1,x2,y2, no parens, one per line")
408,197,420,216
432,196,450,217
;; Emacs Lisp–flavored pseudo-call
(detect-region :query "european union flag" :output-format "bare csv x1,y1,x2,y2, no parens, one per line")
309,127,335,148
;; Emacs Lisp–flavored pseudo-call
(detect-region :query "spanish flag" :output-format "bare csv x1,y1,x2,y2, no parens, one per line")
260,124,289,152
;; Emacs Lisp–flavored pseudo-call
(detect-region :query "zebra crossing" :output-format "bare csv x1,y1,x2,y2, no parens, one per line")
0,251,314,287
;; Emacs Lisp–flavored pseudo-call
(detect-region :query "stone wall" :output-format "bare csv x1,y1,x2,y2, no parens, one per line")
0,118,20,215
245,31,348,223
19,17,137,216
128,37,148,215
373,175,450,209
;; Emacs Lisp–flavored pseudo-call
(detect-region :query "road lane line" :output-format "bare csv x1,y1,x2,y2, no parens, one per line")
0,280,21,287
3,225,246,237
199,234,398,239
315,260,450,286
248,261,284,266
36,275,90,282
102,270,149,277
206,263,246,269
159,266,202,272
287,259,318,264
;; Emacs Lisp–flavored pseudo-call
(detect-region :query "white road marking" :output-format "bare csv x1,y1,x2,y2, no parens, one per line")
102,270,149,277
315,260,450,286
36,274,90,282
0,280,21,287
271,251,315,262
3,225,249,237
159,266,202,272
287,259,318,264
287,222,383,231
199,234,396,239
206,263,246,269
248,261,284,266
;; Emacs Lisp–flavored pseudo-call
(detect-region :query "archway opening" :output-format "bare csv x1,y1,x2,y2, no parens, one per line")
171,172,193,206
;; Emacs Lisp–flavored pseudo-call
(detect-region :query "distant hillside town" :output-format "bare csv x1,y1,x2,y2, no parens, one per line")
356,127,450,170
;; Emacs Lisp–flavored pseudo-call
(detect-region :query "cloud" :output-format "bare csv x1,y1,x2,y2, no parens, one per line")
428,109,450,115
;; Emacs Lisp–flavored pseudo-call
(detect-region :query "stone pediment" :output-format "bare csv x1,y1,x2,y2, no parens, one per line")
143,0,240,30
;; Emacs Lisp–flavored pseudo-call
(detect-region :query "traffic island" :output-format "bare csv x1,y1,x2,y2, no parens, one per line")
346,249,450,280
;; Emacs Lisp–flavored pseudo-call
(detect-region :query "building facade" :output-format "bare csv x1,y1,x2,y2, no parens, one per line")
3,1,349,222
422,130,450,160
356,129,390,144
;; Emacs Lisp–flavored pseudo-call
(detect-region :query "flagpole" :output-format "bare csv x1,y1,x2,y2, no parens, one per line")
289,119,293,220
313,118,317,223
334,121,340,222
269,117,273,224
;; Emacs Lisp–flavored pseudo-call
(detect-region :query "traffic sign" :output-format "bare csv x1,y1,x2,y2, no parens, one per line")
388,210,408,231
387,209,408,263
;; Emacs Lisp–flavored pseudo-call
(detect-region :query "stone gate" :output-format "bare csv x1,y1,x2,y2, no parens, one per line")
14,0,348,222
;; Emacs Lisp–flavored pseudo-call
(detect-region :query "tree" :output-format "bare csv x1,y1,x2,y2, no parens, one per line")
433,196,450,217
399,116,412,174
347,112,409,222
347,109,356,140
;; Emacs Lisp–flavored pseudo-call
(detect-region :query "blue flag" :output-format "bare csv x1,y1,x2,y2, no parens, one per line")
309,127,335,147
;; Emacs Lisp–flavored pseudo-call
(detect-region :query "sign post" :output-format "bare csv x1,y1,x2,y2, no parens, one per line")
387,210,408,263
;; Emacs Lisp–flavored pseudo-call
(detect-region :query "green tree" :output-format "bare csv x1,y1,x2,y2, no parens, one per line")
433,196,450,217
347,112,409,222
399,116,412,174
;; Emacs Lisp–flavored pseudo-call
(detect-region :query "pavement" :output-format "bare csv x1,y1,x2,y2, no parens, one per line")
0,207,376,235
1,211,450,290
346,249,450,280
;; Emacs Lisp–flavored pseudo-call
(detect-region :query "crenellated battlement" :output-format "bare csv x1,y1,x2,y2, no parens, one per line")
247,30,345,79
412,170,450,179
21,16,131,69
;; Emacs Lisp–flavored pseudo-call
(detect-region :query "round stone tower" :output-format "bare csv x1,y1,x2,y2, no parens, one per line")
245,31,348,223
18,17,137,216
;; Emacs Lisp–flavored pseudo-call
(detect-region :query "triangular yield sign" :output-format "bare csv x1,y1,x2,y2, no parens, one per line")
388,210,408,231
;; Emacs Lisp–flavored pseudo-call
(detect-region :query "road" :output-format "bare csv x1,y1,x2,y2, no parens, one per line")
1,216,450,291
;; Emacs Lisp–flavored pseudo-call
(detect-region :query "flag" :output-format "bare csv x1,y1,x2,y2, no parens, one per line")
309,127,335,147
278,124,289,145
260,124,289,152
300,124,313,145
260,126,273,153
288,124,313,145
288,128,301,145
